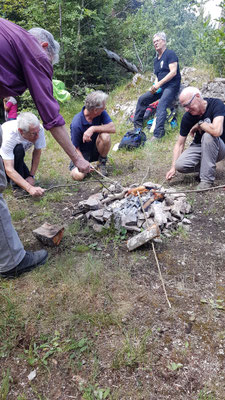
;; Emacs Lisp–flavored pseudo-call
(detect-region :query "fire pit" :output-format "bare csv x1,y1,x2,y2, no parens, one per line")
74,181,192,248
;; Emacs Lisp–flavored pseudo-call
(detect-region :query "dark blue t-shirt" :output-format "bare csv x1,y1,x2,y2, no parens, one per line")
154,48,181,89
180,98,225,144
70,107,112,154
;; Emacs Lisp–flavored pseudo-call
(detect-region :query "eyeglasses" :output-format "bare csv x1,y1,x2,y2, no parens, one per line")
153,39,162,45
182,94,197,108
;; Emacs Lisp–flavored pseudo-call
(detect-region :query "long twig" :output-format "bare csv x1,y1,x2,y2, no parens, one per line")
157,184,225,195
13,180,104,199
141,166,151,184
91,165,124,190
151,241,172,308
137,191,171,309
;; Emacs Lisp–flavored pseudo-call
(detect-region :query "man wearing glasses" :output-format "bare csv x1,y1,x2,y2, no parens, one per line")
166,86,225,189
0,112,46,197
133,31,181,140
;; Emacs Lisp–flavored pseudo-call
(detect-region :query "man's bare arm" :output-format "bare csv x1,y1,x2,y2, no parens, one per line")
190,116,224,138
166,135,186,180
83,122,116,143
49,125,91,173
30,148,41,176
150,62,178,93
3,159,45,196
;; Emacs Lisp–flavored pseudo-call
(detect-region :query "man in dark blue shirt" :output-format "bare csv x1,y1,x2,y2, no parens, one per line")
166,86,225,189
133,31,181,140
70,91,115,179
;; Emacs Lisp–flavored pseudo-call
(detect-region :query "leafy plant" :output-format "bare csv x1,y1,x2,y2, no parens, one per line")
200,298,225,310
89,242,102,251
167,362,183,371
0,368,12,400
79,383,110,400
112,329,151,370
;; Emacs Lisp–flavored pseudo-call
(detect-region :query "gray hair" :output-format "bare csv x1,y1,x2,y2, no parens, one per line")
17,112,40,133
153,32,167,42
85,91,108,111
28,27,60,65
180,86,202,98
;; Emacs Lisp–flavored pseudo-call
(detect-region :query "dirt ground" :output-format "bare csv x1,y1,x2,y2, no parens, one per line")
1,151,225,400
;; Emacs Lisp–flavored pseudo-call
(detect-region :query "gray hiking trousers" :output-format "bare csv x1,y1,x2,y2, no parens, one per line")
0,128,25,273
175,132,225,183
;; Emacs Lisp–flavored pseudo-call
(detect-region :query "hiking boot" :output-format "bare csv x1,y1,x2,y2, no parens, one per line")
0,250,48,279
196,181,214,190
97,157,108,176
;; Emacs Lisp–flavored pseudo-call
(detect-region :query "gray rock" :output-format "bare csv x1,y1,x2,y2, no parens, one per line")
127,224,160,251
142,218,154,229
121,213,138,227
78,197,100,210
182,218,191,225
90,209,104,222
151,203,168,226
92,223,104,233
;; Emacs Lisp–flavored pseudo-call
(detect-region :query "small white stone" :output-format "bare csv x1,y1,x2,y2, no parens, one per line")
28,370,36,381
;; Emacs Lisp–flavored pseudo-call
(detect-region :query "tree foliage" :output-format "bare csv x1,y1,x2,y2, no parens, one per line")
0,0,224,90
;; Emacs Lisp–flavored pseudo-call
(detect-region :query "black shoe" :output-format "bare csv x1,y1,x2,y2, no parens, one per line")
0,250,48,278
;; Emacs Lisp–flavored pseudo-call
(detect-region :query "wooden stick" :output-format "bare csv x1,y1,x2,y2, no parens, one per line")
137,191,171,309
157,184,225,195
91,165,124,190
151,241,171,308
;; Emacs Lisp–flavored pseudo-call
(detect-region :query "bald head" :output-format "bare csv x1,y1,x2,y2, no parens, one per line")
179,87,202,104
179,86,206,115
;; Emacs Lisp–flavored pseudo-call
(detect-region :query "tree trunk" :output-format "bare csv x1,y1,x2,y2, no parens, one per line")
103,48,139,73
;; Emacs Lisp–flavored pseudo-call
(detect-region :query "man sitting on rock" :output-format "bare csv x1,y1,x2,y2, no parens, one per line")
70,91,115,180
0,112,46,196
133,31,181,141
166,86,225,189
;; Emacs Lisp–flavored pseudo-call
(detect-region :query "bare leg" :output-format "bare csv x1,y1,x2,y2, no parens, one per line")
96,133,111,157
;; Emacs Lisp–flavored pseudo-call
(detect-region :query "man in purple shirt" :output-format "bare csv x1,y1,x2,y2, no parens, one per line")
0,18,90,277
0,18,90,174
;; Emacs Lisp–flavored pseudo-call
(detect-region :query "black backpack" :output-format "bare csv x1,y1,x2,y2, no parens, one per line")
118,130,146,150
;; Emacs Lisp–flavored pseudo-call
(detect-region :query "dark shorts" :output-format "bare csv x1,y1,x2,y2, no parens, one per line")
69,142,100,171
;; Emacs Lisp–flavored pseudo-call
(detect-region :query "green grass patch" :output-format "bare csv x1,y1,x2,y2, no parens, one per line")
11,209,27,222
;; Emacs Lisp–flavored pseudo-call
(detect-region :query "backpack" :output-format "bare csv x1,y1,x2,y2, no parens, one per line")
118,130,146,150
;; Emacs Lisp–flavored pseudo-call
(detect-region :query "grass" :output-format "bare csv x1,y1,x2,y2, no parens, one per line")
2,69,225,399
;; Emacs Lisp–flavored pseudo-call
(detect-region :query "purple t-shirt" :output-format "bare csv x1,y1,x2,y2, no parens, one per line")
0,18,65,130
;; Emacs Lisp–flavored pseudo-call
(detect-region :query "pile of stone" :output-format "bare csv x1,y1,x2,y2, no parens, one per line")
201,78,225,102
74,182,192,239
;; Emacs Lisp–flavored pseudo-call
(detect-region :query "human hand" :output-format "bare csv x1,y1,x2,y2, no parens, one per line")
28,186,45,197
150,85,157,94
166,167,176,181
189,123,201,137
26,176,35,186
76,156,92,174
83,127,95,143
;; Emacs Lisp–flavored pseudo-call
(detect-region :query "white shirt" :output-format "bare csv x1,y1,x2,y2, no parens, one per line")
0,119,46,160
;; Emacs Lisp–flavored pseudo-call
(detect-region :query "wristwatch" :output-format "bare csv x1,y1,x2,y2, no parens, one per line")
198,120,204,126
29,174,35,178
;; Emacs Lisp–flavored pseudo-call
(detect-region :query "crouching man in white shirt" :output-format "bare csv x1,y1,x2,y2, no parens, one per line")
0,112,46,197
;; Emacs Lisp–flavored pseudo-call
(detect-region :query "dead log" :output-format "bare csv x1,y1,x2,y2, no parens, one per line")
33,222,64,247
127,223,160,251
103,47,139,74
